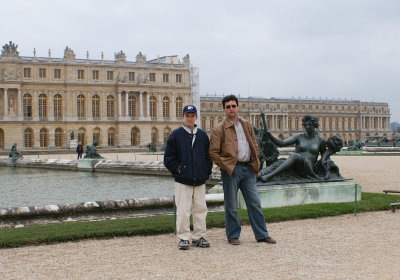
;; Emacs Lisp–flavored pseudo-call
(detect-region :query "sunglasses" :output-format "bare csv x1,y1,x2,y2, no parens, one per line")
225,104,237,109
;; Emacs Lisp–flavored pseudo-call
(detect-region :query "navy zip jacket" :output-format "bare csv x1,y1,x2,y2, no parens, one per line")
164,126,212,186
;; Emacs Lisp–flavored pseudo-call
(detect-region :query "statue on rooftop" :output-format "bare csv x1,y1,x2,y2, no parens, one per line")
1,41,20,57
115,50,127,63
63,46,76,59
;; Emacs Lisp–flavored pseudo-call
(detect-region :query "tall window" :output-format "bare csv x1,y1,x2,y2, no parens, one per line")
40,128,48,148
93,127,100,145
54,69,61,79
24,128,33,148
163,73,169,83
24,68,31,78
150,96,157,118
39,68,46,78
176,74,182,83
163,127,171,144
107,95,115,118
151,127,158,144
0,128,4,149
108,128,115,146
55,128,63,147
131,127,140,146
92,70,99,80
54,94,62,120
210,117,214,129
78,127,86,146
201,117,206,129
162,96,170,118
77,70,84,80
23,93,32,119
176,97,182,117
107,71,114,80
77,94,85,119
38,94,47,120
128,95,137,117
92,95,100,119
128,72,135,81
149,73,156,82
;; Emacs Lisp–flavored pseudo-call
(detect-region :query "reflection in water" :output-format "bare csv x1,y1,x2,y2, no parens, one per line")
0,167,174,208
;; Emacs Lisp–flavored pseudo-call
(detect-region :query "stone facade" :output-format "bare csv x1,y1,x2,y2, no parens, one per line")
0,42,194,150
200,95,391,143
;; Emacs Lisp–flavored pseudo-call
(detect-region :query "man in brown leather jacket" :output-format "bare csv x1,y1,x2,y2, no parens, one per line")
209,95,276,245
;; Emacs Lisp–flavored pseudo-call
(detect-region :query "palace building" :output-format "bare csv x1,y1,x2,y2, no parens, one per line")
0,41,391,151
0,42,196,150
200,95,391,143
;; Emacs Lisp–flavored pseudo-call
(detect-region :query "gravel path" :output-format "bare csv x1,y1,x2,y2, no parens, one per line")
1,155,399,279
1,211,399,279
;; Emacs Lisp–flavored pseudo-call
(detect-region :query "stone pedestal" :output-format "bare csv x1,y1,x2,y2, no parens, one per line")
6,157,17,166
77,158,104,171
238,180,361,209
70,139,77,149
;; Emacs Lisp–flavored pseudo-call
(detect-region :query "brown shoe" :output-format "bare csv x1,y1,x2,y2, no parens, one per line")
229,238,240,245
257,237,276,244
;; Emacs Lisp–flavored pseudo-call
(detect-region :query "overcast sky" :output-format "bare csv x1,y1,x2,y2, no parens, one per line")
2,0,400,122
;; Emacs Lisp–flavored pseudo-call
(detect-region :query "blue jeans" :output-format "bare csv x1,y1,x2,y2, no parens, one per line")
221,164,269,241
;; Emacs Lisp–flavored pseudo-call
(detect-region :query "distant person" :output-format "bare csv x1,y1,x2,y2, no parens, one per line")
164,105,213,250
76,142,83,159
209,95,276,246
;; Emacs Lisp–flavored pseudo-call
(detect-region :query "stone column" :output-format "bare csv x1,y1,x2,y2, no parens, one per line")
118,92,122,118
125,92,129,118
139,92,143,117
4,88,8,116
18,88,22,119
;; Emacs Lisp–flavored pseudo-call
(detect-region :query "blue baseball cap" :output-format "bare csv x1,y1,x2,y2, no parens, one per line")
183,105,197,115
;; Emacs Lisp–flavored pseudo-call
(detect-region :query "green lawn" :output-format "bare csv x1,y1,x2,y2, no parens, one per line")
0,192,399,248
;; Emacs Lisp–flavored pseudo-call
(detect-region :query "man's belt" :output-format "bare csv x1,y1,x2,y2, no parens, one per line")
236,161,250,166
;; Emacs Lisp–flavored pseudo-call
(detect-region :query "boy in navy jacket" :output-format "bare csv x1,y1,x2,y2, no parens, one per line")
164,105,212,250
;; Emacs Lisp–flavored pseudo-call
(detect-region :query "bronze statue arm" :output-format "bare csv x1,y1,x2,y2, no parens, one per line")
266,131,298,147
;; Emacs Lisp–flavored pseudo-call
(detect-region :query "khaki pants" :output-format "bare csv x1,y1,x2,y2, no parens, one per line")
174,182,207,241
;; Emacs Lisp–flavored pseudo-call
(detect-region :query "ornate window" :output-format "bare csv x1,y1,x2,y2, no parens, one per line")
108,128,115,146
40,128,48,148
77,70,84,80
39,68,46,78
107,95,115,118
129,72,135,81
78,127,86,146
24,68,31,78
176,74,182,83
107,71,114,80
54,94,62,120
163,127,171,144
38,94,47,120
54,69,61,79
93,127,101,145
162,96,170,118
176,97,183,117
131,127,140,146
149,73,156,82
163,73,169,83
77,94,85,119
23,93,32,119
92,70,99,80
24,128,33,148
92,95,100,119
55,128,63,147
150,96,157,118
128,95,137,117
151,127,158,144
